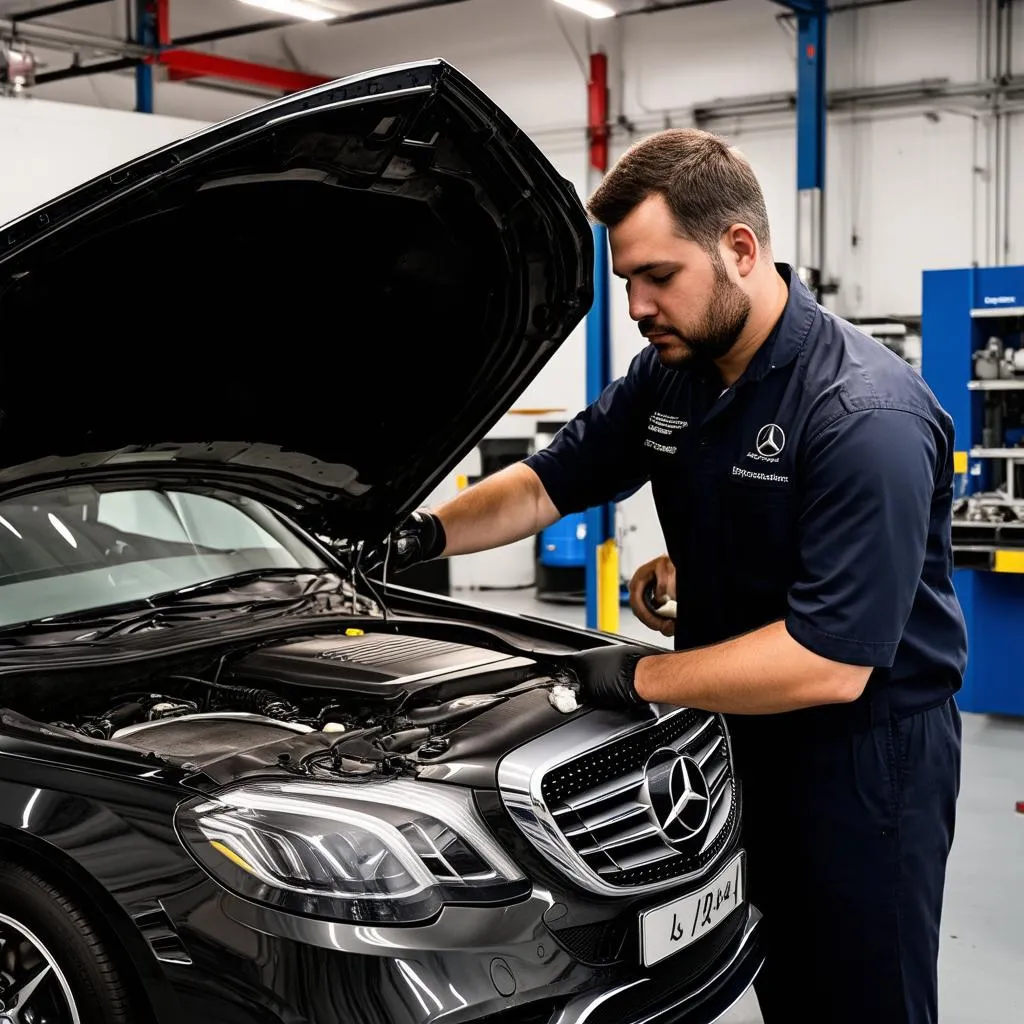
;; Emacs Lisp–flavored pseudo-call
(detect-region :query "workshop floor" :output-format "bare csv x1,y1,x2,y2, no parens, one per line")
456,586,1024,1024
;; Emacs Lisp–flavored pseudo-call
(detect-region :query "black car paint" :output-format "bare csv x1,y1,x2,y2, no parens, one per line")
0,591,755,1024
0,593,757,1024
0,518,763,1023
0,541,763,1024
0,59,592,548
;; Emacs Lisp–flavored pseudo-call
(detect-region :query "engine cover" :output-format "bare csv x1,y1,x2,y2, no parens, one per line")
111,713,312,763
226,632,538,701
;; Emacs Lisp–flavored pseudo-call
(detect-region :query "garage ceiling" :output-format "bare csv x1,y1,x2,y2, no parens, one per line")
0,0,729,88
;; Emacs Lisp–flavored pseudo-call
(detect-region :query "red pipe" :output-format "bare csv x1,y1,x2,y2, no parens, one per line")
149,0,328,93
158,49,331,93
588,51,609,175
156,0,170,47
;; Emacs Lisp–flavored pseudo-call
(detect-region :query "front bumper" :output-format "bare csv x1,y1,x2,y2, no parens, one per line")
158,882,763,1024
553,904,763,1024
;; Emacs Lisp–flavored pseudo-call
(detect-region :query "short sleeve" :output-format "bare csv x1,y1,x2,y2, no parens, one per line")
785,407,943,668
524,351,652,515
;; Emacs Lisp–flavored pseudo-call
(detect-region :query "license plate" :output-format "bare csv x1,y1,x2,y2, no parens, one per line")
638,851,745,967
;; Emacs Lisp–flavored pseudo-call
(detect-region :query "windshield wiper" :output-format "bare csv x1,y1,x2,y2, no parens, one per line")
0,569,378,647
75,594,328,642
148,568,332,604
0,592,339,647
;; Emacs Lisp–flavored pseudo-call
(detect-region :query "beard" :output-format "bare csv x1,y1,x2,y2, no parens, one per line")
640,265,751,369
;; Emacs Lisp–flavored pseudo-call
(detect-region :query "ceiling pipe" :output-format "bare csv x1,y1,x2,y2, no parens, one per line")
32,55,295,99
826,0,918,11
19,24,326,96
618,0,732,15
6,0,111,22
772,0,918,14
34,55,141,84
623,0,916,14
0,16,149,57
171,0,477,48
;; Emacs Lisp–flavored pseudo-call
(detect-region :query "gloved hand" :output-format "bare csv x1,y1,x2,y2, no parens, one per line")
563,645,652,710
389,509,447,573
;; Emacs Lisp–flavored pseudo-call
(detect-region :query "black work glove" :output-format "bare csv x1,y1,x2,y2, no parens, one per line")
389,509,447,573
563,645,652,710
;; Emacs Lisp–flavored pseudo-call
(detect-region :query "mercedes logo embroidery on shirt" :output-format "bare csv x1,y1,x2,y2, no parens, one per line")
755,423,786,458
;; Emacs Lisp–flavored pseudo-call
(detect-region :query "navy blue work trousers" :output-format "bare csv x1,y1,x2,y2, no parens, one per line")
727,693,962,1024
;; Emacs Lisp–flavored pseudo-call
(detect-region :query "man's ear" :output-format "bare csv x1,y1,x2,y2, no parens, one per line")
720,223,759,277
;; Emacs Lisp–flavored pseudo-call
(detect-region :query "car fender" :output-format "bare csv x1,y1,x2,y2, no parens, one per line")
0,770,196,1024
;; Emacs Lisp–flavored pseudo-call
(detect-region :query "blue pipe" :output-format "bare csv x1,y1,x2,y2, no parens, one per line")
135,0,154,113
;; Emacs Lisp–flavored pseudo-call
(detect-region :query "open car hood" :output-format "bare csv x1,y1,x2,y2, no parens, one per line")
0,59,593,547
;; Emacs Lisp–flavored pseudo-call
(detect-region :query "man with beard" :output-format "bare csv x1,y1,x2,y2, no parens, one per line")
386,128,966,1024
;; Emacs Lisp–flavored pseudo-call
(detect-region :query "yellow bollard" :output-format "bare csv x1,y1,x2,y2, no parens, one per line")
597,538,620,634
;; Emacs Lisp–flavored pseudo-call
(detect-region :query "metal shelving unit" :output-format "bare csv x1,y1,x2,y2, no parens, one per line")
968,447,1024,500
967,379,1024,390
970,306,1024,318
970,447,1024,457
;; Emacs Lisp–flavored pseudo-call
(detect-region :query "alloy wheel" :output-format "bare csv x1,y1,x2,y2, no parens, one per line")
0,913,80,1024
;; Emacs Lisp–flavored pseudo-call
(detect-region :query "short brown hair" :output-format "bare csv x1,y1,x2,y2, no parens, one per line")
587,128,771,255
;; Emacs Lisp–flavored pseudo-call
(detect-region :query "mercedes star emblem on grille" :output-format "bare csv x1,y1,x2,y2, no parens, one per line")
640,748,712,845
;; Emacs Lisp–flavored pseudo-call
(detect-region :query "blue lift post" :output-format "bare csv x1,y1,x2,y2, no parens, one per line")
585,221,617,631
584,50,619,633
773,0,828,296
134,0,155,113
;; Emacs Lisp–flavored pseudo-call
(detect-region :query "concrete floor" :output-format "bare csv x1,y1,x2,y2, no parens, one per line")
456,586,1024,1024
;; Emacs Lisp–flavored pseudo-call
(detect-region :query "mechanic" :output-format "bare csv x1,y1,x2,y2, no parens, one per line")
384,128,966,1024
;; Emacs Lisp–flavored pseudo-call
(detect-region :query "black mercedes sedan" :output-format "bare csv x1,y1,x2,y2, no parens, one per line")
0,59,761,1024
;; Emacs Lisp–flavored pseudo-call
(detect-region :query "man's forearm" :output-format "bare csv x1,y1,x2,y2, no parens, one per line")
633,620,873,714
433,463,561,557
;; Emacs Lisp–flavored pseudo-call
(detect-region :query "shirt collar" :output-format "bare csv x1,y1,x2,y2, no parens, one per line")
740,263,819,384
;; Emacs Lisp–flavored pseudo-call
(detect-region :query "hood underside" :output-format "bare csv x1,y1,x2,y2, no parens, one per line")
0,59,593,543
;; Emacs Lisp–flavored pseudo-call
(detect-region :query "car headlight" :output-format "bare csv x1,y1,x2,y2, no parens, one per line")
174,778,529,924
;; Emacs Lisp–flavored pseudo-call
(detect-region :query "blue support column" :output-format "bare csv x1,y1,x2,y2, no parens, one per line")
134,0,155,113
583,50,618,634
585,223,616,631
795,5,826,194
773,0,828,296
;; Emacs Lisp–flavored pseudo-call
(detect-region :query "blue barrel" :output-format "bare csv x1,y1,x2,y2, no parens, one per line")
539,513,587,568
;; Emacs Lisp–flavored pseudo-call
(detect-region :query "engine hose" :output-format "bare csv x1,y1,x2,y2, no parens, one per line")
209,684,298,719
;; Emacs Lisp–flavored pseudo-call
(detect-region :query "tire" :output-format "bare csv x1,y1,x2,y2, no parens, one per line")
0,861,138,1024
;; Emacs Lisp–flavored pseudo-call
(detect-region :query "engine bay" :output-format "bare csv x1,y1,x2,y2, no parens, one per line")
23,626,584,786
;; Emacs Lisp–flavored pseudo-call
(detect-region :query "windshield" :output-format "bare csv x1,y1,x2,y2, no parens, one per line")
0,485,328,628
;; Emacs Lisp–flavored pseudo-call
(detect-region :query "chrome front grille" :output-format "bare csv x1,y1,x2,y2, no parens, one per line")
498,705,738,896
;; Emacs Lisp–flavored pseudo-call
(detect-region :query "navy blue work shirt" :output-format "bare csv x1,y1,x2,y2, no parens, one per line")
526,264,967,716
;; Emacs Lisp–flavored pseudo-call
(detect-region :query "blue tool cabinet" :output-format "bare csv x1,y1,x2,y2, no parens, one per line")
922,265,1024,716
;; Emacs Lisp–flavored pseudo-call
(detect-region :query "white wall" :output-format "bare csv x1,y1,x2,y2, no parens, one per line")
0,95,208,226
7,0,1021,576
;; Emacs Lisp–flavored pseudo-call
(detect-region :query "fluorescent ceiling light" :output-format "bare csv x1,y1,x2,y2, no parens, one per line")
553,0,617,18
239,0,342,21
